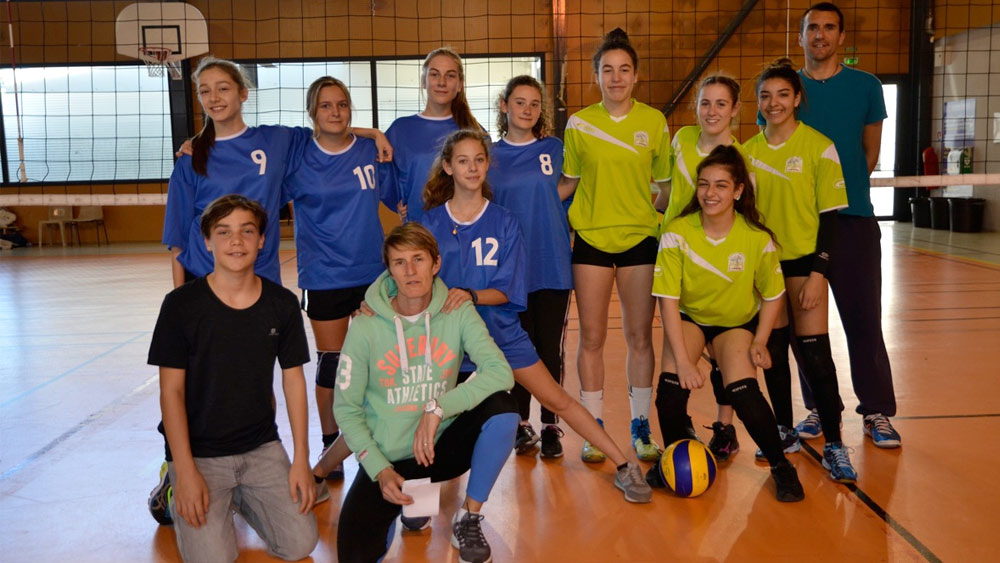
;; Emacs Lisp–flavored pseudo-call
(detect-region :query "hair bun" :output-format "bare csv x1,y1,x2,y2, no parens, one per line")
770,57,795,68
605,27,630,45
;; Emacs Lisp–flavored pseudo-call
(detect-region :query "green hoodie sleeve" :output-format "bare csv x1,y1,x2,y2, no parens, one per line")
332,317,393,480
435,302,514,419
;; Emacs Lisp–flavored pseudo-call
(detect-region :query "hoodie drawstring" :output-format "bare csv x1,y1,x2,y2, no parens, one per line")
392,311,434,376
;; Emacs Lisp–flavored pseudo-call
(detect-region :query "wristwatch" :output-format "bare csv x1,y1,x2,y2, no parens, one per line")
423,399,443,419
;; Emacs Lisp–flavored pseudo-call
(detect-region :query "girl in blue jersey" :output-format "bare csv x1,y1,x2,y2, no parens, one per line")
747,59,856,483
557,29,671,464
651,145,804,502
384,47,483,224
163,57,309,287
276,76,395,487
489,75,574,458
652,75,746,461
421,129,652,504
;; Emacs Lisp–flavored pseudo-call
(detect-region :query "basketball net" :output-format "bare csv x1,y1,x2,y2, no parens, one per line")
138,47,182,80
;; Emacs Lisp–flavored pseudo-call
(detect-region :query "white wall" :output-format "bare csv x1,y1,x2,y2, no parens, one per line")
931,23,1000,231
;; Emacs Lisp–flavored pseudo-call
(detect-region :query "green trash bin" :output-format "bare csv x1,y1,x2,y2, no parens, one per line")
948,197,985,233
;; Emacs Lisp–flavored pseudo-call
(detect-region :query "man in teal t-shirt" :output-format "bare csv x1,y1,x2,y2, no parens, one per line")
794,3,900,448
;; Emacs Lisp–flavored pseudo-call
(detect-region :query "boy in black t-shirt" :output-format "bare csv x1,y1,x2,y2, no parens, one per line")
147,194,317,561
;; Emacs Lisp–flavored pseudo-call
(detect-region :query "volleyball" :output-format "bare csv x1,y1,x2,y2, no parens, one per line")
658,439,717,498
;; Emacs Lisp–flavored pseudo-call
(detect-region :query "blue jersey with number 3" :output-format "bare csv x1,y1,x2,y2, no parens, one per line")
163,125,309,283
284,136,392,290
420,201,537,370
489,137,572,292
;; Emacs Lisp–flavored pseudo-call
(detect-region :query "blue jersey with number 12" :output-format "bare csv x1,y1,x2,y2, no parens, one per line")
163,125,309,284
420,201,537,371
284,136,392,290
489,137,572,292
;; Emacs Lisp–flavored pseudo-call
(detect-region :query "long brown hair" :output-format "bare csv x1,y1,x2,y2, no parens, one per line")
422,47,480,131
496,75,550,139
679,145,778,246
422,129,493,210
190,57,249,176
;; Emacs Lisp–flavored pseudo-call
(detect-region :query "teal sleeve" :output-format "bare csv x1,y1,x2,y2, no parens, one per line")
435,303,514,419
332,318,392,480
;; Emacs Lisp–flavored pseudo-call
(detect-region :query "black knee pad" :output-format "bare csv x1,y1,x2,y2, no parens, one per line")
708,359,729,406
315,350,341,389
766,326,790,362
725,377,762,408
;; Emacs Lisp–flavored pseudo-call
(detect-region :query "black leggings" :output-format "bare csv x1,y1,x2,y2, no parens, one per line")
336,392,517,562
512,288,571,424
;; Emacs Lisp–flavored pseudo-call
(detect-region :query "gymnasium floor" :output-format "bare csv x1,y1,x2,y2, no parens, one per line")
1,221,998,562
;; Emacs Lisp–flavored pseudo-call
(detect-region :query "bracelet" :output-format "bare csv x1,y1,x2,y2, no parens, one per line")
465,288,479,305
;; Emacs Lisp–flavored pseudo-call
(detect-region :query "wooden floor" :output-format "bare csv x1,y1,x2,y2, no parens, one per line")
1,222,999,562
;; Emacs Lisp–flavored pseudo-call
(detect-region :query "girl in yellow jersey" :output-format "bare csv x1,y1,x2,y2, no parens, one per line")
651,74,747,461
744,59,857,483
558,28,671,463
651,145,804,502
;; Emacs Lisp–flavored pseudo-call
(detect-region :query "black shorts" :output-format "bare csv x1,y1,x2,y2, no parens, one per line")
681,312,759,344
572,235,658,268
780,254,814,278
301,285,368,321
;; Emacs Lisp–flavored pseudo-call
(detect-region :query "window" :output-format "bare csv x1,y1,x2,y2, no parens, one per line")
870,83,898,217
0,54,543,185
0,66,172,183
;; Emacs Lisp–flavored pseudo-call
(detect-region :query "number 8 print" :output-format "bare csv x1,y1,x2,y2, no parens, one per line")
539,153,553,176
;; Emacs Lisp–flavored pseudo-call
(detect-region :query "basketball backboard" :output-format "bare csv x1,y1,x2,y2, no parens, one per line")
116,2,209,78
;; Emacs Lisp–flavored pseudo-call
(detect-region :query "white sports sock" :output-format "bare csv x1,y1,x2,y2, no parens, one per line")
580,389,604,421
628,385,653,421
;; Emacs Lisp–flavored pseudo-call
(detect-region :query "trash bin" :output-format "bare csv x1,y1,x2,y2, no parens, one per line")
949,197,985,233
930,197,951,230
909,197,931,228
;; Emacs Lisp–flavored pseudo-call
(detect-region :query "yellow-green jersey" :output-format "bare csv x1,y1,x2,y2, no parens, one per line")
652,213,785,327
743,123,848,261
662,125,746,227
563,100,671,253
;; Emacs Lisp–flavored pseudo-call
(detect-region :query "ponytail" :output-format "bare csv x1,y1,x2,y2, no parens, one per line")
190,57,249,176
422,47,482,131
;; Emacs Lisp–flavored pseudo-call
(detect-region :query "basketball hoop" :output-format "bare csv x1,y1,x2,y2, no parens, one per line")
138,47,182,80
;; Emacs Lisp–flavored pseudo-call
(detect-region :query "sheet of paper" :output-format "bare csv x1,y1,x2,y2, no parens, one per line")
400,477,441,518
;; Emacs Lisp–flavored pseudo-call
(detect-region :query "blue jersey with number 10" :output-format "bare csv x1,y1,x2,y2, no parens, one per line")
384,114,459,224
420,201,538,371
163,125,309,284
489,137,573,293
284,136,392,290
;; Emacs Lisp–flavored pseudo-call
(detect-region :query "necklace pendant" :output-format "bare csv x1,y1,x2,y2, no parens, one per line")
452,225,458,235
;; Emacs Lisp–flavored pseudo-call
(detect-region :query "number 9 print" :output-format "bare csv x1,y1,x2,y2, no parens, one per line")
251,149,267,175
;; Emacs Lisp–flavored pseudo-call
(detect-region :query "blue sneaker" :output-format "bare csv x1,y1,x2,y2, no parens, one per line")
630,416,662,462
822,442,858,483
755,425,801,460
863,413,901,448
795,409,822,439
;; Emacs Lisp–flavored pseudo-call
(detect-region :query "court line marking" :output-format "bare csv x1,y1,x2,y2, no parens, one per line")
800,442,942,563
892,413,1000,421
898,316,1000,322
0,374,159,483
0,332,147,409
898,245,1000,271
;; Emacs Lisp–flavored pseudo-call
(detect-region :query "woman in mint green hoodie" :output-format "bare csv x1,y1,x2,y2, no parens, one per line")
334,222,518,563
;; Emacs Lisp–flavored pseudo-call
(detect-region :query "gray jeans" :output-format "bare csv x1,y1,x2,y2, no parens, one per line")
168,440,318,562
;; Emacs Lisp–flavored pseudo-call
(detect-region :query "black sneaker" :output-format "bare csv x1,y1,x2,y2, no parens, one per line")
451,510,492,563
644,458,666,489
540,424,564,458
683,417,700,442
148,462,173,526
400,514,431,531
707,421,739,461
514,423,540,455
770,460,805,502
